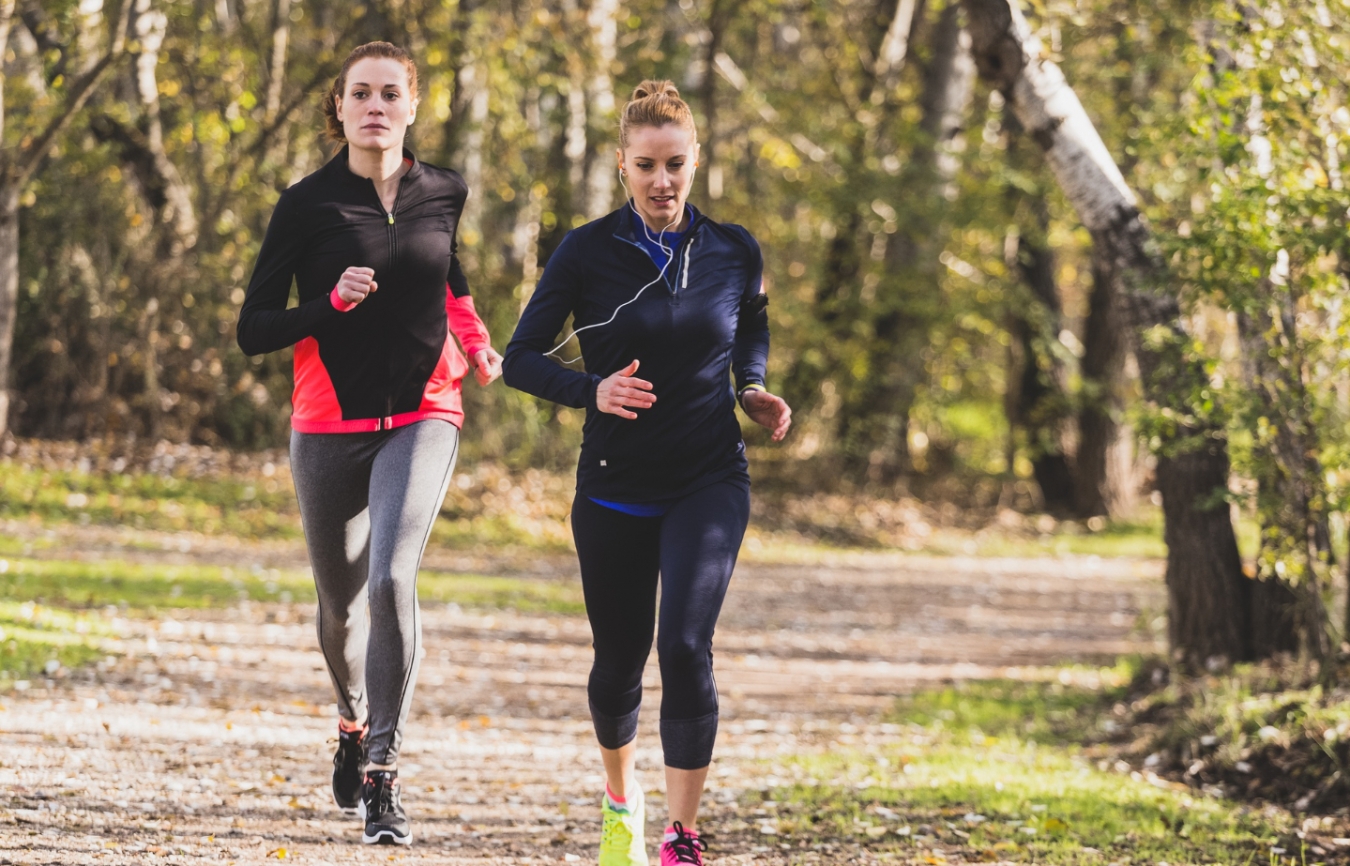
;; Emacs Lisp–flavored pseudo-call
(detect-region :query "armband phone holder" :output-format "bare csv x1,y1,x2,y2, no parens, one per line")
741,294,769,316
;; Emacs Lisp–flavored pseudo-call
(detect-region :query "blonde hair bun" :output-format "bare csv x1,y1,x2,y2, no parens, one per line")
620,79,696,147
631,80,681,101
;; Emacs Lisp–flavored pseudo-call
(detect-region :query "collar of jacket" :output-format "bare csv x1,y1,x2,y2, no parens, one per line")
327,145,424,185
611,200,704,246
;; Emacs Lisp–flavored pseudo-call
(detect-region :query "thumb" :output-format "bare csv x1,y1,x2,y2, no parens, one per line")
619,359,640,377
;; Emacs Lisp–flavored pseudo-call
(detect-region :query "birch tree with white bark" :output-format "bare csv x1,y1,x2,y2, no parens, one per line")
962,0,1249,666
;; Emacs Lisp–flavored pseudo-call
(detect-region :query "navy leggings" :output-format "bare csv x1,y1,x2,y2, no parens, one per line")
570,476,750,770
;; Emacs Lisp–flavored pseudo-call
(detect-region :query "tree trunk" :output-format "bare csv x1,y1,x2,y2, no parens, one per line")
132,0,197,253
1005,217,1076,512
1075,249,1132,516
264,0,292,122
698,0,742,202
142,298,161,440
840,1,973,480
565,63,588,216
0,185,17,434
450,61,489,269
964,0,1248,667
515,88,545,312
583,0,620,219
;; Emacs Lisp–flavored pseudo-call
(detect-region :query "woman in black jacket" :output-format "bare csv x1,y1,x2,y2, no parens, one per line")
237,41,501,847
504,80,790,866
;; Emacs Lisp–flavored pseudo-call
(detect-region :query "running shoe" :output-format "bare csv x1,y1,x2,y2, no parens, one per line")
659,822,706,865
331,725,367,813
359,770,412,845
599,787,648,865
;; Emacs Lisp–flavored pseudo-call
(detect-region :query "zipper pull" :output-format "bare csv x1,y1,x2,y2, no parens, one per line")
387,213,395,225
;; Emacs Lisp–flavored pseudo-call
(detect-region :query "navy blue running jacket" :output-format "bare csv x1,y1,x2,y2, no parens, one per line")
503,203,770,502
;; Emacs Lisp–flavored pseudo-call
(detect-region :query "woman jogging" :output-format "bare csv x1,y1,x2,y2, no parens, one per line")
503,80,791,866
236,41,502,847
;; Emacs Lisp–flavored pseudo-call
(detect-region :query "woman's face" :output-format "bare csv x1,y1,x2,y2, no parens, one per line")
336,57,418,153
618,124,699,230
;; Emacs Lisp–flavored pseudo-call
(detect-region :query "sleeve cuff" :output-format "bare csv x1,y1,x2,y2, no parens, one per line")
585,374,603,411
330,285,358,312
737,382,766,409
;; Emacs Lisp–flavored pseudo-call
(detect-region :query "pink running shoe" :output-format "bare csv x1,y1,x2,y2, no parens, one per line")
659,822,707,865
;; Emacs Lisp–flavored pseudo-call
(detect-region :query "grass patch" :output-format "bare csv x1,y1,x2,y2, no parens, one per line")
769,741,1287,864
429,514,573,554
962,514,1169,559
419,572,584,615
0,600,106,682
0,461,300,539
890,670,1130,745
0,555,582,680
759,667,1309,864
0,556,582,617
0,556,314,611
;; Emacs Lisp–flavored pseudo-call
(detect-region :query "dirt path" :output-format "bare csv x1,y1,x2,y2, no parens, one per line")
0,540,1163,865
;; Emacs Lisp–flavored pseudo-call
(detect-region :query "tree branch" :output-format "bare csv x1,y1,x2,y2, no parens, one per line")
0,0,17,138
14,0,132,186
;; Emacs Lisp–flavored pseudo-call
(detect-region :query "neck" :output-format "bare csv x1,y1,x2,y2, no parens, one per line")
346,143,406,182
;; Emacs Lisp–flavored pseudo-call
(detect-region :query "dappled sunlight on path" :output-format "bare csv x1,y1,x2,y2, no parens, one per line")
0,541,1163,864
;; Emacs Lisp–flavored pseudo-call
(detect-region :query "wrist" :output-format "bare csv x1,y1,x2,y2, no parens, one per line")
330,285,358,312
737,382,766,409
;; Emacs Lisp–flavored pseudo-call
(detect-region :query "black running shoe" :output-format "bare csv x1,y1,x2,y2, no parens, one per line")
331,726,367,813
359,770,411,846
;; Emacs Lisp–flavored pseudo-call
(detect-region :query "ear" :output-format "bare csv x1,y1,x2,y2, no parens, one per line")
335,95,345,124
407,96,419,126
616,147,625,173
692,141,701,166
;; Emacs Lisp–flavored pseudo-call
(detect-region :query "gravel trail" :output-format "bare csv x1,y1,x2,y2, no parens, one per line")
0,539,1163,865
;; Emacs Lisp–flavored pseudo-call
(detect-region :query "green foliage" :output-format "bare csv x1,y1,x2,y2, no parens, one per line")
8,0,1349,566
760,667,1293,864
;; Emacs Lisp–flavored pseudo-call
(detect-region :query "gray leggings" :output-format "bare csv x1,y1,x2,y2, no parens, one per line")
290,420,459,765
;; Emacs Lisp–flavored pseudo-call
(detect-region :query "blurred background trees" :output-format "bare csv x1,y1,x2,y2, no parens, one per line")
2,0,1348,665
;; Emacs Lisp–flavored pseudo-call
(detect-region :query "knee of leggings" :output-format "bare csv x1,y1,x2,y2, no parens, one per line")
657,634,711,674
364,569,409,609
588,657,644,695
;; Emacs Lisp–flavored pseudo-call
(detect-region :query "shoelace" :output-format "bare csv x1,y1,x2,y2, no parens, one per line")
600,807,631,848
366,773,398,817
666,822,706,864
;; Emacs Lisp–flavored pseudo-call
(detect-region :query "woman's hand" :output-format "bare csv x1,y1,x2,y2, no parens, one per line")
471,347,504,386
596,359,655,420
742,389,792,442
335,267,378,306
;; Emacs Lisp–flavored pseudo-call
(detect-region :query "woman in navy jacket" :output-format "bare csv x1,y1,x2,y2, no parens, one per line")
503,80,790,866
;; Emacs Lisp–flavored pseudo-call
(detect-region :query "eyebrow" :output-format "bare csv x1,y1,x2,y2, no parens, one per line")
349,82,402,89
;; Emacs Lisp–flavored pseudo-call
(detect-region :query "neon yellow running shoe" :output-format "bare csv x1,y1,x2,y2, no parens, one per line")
599,787,649,866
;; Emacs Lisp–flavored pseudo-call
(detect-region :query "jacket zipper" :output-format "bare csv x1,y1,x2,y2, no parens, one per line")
612,215,705,303
370,175,407,275
385,181,404,274
368,170,408,416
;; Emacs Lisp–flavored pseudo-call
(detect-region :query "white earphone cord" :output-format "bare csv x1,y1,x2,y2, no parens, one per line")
542,165,693,365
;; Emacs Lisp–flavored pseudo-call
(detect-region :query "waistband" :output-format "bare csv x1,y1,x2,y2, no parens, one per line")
290,409,463,434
